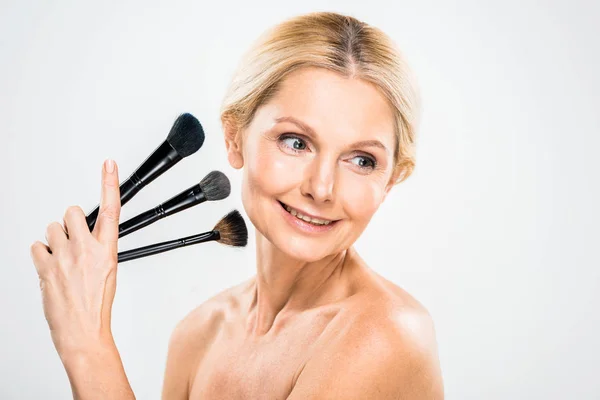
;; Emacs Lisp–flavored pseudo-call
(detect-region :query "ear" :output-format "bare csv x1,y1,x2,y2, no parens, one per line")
381,183,394,203
223,118,244,169
381,168,402,203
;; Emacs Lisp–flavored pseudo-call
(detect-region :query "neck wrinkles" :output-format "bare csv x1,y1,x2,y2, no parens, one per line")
247,229,349,336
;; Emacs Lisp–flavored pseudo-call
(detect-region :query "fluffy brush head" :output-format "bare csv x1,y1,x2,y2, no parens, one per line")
166,113,205,157
200,171,231,201
213,210,248,247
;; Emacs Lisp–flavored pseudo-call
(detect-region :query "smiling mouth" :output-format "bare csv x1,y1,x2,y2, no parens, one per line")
278,201,335,226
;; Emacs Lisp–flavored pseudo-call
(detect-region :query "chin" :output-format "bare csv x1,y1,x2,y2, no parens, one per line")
274,236,337,263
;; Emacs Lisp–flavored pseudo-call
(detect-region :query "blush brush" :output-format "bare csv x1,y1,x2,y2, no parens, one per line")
117,209,248,263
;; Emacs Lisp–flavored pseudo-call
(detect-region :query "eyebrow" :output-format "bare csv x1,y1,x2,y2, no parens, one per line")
274,116,390,154
274,116,316,136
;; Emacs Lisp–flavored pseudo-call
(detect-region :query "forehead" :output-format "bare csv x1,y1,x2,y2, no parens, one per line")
256,67,396,147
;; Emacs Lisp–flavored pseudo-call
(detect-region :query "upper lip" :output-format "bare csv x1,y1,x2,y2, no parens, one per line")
279,201,337,222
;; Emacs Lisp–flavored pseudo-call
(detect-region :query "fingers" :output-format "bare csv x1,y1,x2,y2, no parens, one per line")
30,240,51,277
92,159,121,248
63,205,89,243
45,222,68,254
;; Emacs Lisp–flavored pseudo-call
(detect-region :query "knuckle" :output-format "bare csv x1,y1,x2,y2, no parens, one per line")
71,241,91,261
30,241,43,258
45,221,59,236
32,240,46,250
30,242,51,276
53,246,67,260
65,205,83,219
54,253,73,274
99,206,120,222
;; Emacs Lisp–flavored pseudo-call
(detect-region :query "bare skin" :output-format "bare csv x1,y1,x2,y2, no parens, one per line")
163,248,443,399
31,66,444,399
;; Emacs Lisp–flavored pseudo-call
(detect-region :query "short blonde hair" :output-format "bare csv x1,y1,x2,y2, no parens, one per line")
220,11,421,183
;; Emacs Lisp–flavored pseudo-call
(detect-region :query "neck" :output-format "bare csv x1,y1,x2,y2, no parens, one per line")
247,229,352,336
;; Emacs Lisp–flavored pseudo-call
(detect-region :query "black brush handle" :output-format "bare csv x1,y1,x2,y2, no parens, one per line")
117,230,219,263
86,140,183,231
118,207,161,238
86,178,137,231
118,183,207,238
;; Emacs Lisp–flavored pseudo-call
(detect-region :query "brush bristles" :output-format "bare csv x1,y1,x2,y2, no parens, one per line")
200,171,231,201
166,113,205,157
213,210,248,247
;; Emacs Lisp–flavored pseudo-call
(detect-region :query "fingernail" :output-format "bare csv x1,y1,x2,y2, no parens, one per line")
104,159,115,173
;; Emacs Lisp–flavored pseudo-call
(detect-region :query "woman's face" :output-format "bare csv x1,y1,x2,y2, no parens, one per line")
225,67,398,262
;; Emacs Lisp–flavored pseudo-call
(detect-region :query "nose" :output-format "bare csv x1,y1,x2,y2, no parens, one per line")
300,154,336,203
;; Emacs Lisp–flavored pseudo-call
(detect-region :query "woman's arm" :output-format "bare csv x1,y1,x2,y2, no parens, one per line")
61,336,135,400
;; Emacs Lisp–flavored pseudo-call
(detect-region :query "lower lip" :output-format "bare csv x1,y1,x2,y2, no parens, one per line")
277,201,338,234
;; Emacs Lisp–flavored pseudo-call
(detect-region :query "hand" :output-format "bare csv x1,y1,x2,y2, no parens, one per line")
30,159,121,360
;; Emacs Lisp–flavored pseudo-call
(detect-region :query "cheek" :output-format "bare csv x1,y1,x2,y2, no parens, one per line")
243,140,304,202
340,175,386,222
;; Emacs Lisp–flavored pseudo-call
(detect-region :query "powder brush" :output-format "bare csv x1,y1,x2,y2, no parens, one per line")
118,171,230,238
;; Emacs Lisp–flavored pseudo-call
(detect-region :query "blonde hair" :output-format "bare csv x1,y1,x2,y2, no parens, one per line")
220,11,421,183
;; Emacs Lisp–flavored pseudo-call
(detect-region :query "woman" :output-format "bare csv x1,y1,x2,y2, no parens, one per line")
30,11,444,399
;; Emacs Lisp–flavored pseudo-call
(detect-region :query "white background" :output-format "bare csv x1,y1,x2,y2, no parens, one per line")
1,0,599,399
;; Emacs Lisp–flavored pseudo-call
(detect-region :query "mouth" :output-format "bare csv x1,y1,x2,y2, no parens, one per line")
277,200,338,228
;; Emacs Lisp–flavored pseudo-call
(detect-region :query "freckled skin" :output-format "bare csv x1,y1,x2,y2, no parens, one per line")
161,67,444,400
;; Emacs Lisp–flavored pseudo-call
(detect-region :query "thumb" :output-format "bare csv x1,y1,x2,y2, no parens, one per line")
93,159,121,248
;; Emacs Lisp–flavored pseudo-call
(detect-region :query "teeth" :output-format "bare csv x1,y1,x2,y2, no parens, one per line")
283,203,332,226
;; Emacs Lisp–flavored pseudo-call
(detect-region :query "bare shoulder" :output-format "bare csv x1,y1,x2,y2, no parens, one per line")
345,256,439,343
362,267,438,342
350,270,442,378
288,264,444,399
171,276,252,340
161,277,253,399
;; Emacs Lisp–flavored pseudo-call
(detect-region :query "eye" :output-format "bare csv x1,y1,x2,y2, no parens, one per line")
350,155,376,170
280,135,308,151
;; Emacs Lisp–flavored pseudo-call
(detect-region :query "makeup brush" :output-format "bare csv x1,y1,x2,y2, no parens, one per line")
117,210,248,263
86,112,205,231
118,171,231,238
